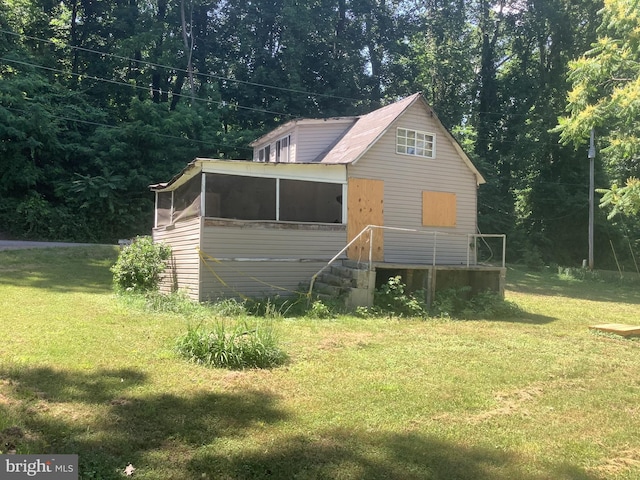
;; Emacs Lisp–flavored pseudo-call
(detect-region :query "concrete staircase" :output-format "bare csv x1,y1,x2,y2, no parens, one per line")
307,260,376,309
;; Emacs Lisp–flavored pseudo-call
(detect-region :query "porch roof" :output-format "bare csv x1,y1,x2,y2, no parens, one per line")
149,158,347,192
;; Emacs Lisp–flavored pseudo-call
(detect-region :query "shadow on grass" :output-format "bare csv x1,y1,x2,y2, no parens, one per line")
0,366,287,479
1,366,603,480
1,365,604,480
0,246,118,293
506,266,640,305
189,429,601,480
487,311,556,325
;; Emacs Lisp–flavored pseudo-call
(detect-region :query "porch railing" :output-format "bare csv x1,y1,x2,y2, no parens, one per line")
307,225,506,300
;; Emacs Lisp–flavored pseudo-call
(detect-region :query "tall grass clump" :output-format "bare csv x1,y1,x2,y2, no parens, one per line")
110,236,171,293
246,295,307,318
431,287,522,319
175,320,287,369
207,298,248,317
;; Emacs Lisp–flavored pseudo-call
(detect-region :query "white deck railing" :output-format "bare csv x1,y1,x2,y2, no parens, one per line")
307,225,506,299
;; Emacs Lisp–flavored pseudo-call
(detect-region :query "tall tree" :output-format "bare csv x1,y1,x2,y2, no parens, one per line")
556,0,640,218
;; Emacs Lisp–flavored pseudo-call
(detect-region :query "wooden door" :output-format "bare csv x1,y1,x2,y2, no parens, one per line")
347,178,384,261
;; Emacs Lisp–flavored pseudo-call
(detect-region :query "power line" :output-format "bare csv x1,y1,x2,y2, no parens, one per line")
0,56,295,119
0,28,364,103
1,29,568,125
2,105,253,152
0,55,565,151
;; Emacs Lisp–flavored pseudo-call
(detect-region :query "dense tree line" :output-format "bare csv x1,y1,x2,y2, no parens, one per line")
0,0,638,269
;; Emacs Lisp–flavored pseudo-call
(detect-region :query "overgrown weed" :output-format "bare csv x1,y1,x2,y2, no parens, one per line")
175,320,288,369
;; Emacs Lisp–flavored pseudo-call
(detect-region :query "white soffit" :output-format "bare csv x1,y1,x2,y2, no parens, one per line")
196,158,347,183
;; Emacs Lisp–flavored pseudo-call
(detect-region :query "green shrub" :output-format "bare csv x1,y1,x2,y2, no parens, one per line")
175,320,287,369
306,300,334,319
430,286,472,318
557,266,601,281
374,275,428,318
353,305,374,318
111,236,172,293
431,287,522,319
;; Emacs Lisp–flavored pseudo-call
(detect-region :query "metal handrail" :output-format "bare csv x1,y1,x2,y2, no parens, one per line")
306,224,378,302
307,226,506,302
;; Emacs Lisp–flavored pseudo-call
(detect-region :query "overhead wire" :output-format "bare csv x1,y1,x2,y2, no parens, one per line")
1,29,549,120
0,28,364,103
2,106,253,152
0,30,577,152
0,56,298,118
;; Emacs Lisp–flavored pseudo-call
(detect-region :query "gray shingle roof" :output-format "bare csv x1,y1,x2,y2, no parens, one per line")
316,93,422,164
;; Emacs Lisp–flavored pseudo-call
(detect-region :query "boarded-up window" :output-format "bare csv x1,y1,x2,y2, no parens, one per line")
280,180,342,222
422,191,456,227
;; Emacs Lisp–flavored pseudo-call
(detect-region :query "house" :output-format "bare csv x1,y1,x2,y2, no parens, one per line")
150,93,506,306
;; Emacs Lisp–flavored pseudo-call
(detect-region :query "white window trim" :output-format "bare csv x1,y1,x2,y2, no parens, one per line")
256,144,270,162
275,135,291,163
396,127,436,159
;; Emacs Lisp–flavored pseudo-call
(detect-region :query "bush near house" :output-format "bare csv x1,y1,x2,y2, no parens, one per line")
110,236,172,293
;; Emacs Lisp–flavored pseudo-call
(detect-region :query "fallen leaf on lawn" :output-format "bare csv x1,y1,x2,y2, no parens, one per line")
124,463,135,476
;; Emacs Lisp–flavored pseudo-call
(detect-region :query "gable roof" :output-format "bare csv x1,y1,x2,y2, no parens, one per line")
314,93,485,185
315,93,422,165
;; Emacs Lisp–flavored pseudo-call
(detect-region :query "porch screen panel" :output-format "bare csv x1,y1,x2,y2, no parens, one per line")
205,174,276,220
279,180,343,223
156,192,172,227
173,175,202,223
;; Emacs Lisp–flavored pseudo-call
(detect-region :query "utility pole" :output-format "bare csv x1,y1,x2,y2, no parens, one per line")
588,128,596,270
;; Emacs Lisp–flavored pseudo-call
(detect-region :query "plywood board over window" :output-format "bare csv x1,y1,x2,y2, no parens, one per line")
423,191,456,227
347,178,384,261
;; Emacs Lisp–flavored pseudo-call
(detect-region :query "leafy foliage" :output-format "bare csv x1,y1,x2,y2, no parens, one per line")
110,236,172,293
599,177,640,218
306,300,335,319
556,0,640,219
0,0,630,267
431,287,522,319
372,276,521,320
374,276,428,318
175,321,287,369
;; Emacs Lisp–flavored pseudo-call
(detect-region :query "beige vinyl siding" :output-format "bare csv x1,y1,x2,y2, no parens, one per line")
199,223,348,299
152,217,201,300
295,123,353,163
348,101,478,265
199,261,330,300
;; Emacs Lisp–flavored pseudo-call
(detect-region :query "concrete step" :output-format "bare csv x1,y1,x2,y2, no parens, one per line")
310,292,337,302
341,259,370,270
312,282,344,297
330,265,358,278
319,272,354,288
330,266,373,289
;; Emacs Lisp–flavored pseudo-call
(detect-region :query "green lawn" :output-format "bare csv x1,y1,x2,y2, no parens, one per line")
1,247,639,479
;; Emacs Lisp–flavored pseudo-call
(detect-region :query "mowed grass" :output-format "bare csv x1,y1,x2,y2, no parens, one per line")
1,247,639,479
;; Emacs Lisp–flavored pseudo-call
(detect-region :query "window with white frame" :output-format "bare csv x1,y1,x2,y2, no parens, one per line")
275,135,290,162
396,128,435,158
257,145,270,162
